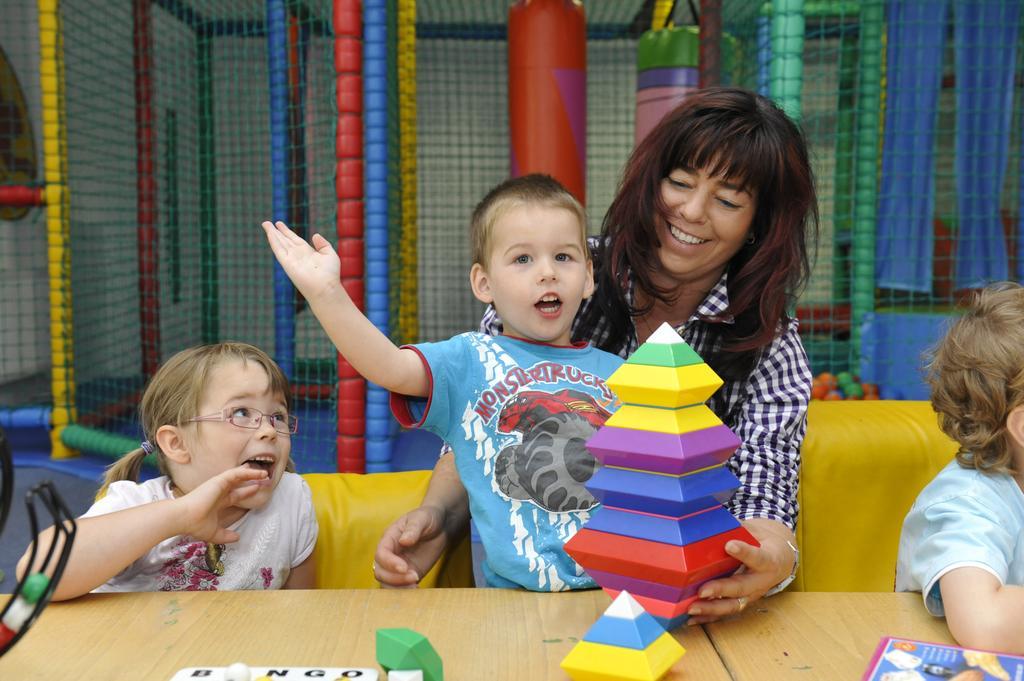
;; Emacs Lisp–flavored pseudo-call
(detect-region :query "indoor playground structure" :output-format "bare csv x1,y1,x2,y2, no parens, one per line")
0,0,1022,474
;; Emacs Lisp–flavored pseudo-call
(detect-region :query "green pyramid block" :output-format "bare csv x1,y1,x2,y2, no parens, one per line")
376,628,443,681
626,341,703,368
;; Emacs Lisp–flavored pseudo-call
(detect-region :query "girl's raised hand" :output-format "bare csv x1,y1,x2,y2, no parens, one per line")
261,220,342,302
176,466,270,544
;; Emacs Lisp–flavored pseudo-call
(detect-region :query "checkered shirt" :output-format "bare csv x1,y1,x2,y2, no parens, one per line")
480,271,811,529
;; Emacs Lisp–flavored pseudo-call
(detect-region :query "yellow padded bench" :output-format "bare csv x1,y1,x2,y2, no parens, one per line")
304,401,956,593
303,470,473,589
794,401,959,592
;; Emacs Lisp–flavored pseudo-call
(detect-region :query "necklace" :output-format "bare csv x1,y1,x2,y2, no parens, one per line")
637,311,685,343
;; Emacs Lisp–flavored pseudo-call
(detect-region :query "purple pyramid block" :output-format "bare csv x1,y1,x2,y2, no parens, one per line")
586,424,741,475
586,567,735,602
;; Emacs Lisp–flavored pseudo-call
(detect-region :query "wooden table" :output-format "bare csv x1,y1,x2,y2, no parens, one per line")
0,589,729,680
1,591,958,680
705,592,957,680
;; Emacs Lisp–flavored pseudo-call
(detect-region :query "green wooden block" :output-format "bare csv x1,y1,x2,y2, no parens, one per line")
376,628,443,681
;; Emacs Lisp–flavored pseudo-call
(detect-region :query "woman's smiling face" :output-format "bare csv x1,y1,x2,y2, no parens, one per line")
655,166,757,291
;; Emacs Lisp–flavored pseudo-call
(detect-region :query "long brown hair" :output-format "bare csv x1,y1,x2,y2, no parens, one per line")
100,342,294,495
576,87,818,378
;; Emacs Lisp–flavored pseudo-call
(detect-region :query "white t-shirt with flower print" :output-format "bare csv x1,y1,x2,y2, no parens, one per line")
83,472,317,592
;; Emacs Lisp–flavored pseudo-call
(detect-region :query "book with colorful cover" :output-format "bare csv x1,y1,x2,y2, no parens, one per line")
863,637,1023,681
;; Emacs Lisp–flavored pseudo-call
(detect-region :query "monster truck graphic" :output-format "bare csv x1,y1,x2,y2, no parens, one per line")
492,389,612,513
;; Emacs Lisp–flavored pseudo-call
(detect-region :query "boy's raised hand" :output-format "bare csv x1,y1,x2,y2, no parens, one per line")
177,466,270,544
262,220,342,302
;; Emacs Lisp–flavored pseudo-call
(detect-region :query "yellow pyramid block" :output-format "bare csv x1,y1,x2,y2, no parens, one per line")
607,362,723,408
604,403,721,435
561,632,686,681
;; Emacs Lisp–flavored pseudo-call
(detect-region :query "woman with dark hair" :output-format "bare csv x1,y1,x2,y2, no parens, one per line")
375,87,817,622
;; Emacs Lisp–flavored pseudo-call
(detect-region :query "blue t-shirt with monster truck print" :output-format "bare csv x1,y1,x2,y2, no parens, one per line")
390,332,623,591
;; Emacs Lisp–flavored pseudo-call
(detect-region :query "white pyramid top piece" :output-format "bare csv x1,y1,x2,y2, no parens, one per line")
605,590,646,620
646,322,686,345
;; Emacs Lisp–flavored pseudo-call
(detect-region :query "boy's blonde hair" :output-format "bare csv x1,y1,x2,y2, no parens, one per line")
927,282,1024,474
470,173,588,266
101,342,294,494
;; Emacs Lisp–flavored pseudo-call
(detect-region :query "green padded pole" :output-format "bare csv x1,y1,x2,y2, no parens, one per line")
832,31,858,304
769,0,805,121
197,32,219,344
804,2,860,15
850,0,884,366
61,424,156,467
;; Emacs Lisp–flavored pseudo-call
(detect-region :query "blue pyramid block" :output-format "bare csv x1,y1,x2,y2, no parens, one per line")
582,608,666,650
587,505,741,545
587,465,741,516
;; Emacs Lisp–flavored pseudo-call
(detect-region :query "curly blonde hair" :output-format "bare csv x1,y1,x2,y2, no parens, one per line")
927,282,1024,474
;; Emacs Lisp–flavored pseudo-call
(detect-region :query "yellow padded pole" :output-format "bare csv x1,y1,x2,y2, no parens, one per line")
652,0,675,29
397,0,418,344
38,0,77,458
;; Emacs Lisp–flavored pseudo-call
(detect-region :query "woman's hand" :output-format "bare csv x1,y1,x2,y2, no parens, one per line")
685,518,797,625
373,505,451,588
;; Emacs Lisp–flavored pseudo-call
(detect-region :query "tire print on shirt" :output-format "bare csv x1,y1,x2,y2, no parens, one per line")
493,389,612,512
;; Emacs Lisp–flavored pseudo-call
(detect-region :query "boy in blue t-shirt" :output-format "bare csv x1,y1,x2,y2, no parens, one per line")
263,174,622,591
896,282,1024,654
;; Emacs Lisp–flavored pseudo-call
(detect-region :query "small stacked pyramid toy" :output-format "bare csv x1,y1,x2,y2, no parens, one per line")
561,591,685,681
564,322,759,630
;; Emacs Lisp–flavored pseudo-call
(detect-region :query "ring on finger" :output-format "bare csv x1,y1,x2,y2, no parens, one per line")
736,596,748,612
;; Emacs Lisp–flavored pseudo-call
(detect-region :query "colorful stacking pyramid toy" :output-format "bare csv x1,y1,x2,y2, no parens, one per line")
561,591,685,681
564,322,759,630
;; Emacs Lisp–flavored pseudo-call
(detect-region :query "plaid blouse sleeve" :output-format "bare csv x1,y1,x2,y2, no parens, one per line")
723,317,812,530
480,304,503,335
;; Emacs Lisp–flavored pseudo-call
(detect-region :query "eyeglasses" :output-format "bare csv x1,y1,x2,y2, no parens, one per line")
189,407,298,435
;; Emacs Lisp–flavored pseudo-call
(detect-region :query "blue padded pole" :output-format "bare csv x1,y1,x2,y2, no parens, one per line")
267,0,294,378
756,13,771,97
875,0,947,293
0,407,51,430
1020,106,1024,282
364,0,393,472
953,0,1020,289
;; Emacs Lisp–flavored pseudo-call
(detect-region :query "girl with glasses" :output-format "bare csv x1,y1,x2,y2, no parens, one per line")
16,342,317,598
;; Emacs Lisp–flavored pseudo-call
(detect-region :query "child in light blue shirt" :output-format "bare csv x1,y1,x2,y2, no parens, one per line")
896,282,1024,654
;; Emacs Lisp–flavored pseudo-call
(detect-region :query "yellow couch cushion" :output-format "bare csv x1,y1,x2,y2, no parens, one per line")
794,401,958,592
303,471,473,589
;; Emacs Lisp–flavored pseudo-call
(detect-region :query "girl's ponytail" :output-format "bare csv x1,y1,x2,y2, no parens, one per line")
99,446,150,497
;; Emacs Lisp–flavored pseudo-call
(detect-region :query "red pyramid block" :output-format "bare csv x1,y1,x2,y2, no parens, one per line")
565,526,752,586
